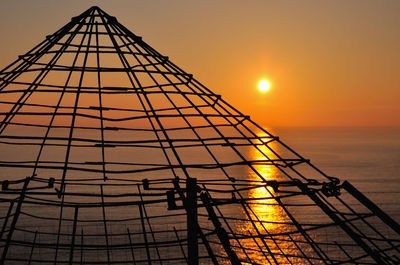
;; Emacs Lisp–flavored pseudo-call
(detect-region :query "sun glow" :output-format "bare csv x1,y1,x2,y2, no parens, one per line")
258,79,271,93
234,138,290,263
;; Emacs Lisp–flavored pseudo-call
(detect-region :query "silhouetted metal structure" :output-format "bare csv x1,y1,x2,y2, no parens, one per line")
0,6,399,265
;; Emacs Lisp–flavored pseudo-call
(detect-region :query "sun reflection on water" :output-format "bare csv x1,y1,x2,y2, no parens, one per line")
236,135,292,264
247,136,284,230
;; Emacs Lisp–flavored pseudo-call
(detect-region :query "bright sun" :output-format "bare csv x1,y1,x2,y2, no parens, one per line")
258,80,271,93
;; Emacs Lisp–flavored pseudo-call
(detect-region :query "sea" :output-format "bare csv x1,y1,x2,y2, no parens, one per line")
271,126,400,222
1,125,399,264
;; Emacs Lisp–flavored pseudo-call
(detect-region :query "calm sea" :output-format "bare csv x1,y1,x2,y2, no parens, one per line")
1,125,399,263
271,126,400,222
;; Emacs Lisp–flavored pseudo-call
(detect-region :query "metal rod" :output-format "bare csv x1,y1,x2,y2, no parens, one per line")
342,180,400,235
187,177,199,265
0,177,30,264
301,184,388,265
69,207,79,265
200,192,241,265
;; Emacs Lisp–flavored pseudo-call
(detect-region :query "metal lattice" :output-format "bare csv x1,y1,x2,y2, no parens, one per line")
0,6,399,265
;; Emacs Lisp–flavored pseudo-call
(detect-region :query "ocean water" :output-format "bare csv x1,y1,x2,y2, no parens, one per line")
272,126,400,221
1,125,399,264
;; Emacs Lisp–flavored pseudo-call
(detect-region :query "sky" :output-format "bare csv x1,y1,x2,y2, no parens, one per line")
0,0,399,127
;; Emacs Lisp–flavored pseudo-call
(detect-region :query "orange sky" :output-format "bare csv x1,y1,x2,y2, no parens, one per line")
0,0,399,127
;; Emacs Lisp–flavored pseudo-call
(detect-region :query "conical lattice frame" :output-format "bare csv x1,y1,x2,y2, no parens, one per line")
0,6,399,265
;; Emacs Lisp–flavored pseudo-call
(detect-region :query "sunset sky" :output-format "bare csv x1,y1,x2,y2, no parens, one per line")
0,0,399,127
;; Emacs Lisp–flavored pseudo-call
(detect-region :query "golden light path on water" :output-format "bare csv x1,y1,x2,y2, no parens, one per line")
234,134,301,264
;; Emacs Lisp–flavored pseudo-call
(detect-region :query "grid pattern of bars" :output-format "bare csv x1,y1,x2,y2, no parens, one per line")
0,6,399,265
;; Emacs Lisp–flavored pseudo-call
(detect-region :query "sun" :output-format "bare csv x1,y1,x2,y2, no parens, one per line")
258,79,271,93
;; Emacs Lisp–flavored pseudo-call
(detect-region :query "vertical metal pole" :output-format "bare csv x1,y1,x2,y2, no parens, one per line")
100,185,111,264
80,229,84,265
187,177,198,265
138,204,151,265
127,228,137,265
28,230,38,265
172,179,219,265
69,207,79,265
0,201,14,240
1,177,30,264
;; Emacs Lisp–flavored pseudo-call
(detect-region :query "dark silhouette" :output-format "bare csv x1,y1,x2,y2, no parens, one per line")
0,6,398,264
